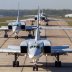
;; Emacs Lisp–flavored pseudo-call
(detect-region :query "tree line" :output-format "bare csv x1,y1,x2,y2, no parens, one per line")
0,9,72,17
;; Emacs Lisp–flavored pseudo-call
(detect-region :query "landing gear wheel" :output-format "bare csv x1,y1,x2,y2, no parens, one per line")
36,65,38,71
46,23,48,26
33,66,35,71
33,65,38,71
55,61,61,67
13,61,19,67
4,34,8,38
55,53,61,67
4,30,8,38
28,34,32,38
15,36,18,39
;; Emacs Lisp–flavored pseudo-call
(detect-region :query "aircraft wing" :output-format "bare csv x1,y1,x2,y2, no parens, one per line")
25,25,37,31
40,26,72,30
0,45,20,53
0,44,28,54
0,26,9,31
51,45,72,54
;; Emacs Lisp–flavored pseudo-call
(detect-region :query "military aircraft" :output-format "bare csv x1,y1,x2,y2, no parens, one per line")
0,7,72,71
34,9,46,21
0,2,36,39
22,8,47,22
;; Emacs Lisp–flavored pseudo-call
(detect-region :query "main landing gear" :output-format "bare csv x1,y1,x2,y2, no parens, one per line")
15,36,18,39
55,53,61,67
4,30,8,38
33,64,38,71
46,22,48,26
13,53,19,67
28,31,33,38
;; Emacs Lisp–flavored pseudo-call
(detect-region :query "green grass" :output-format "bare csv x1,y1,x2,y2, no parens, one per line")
0,17,15,26
0,16,27,27
59,17,72,26
67,22,72,26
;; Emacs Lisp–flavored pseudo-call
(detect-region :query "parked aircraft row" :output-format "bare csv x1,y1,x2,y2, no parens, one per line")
0,6,72,71
0,5,48,39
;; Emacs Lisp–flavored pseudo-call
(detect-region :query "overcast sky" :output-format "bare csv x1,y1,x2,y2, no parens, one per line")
0,0,72,10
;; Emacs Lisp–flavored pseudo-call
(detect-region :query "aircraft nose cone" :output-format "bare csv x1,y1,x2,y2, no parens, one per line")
29,48,41,58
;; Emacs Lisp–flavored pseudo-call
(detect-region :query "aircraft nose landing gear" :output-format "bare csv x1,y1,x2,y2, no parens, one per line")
33,64,38,71
15,32,18,39
15,36,18,39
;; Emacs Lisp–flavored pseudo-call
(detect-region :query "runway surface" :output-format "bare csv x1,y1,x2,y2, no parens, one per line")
0,19,72,72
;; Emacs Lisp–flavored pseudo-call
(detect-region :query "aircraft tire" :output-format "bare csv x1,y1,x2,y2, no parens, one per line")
4,34,8,38
17,36,18,39
46,23,48,26
33,66,35,71
15,36,18,39
33,65,38,71
13,61,19,67
55,61,61,67
28,34,32,38
36,65,38,71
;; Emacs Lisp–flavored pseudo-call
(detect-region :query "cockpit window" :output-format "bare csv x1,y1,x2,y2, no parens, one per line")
30,46,33,48
30,45,39,48
37,46,39,48
34,46,36,47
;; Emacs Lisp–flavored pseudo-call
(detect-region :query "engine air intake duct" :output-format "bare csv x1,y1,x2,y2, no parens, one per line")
44,46,51,53
20,46,27,53
8,25,12,29
21,25,25,30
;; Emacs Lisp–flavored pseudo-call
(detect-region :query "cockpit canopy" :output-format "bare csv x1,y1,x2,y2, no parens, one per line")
30,43,40,49
30,45,39,48
12,21,21,26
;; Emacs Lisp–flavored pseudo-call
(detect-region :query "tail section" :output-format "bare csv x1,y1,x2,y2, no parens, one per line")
35,6,40,41
41,9,44,15
17,1,20,22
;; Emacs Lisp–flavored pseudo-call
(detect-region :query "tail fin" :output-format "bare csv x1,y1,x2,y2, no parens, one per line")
17,1,20,22
35,6,40,41
37,6,40,27
41,9,44,15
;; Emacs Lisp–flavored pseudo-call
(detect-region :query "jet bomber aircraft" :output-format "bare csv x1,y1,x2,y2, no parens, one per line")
0,3,36,39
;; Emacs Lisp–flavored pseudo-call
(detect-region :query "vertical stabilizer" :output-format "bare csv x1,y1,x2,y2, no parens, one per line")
41,9,44,15
17,1,20,22
35,6,40,41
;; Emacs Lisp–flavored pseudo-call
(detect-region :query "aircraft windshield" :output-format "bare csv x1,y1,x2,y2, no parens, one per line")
30,45,39,48
13,22,21,26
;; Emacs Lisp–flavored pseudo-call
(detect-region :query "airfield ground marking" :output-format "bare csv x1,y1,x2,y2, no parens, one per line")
0,32,14,48
56,21,72,44
20,55,27,72
45,55,49,72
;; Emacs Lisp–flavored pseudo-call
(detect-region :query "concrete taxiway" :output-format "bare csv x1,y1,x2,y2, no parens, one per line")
0,19,72,72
